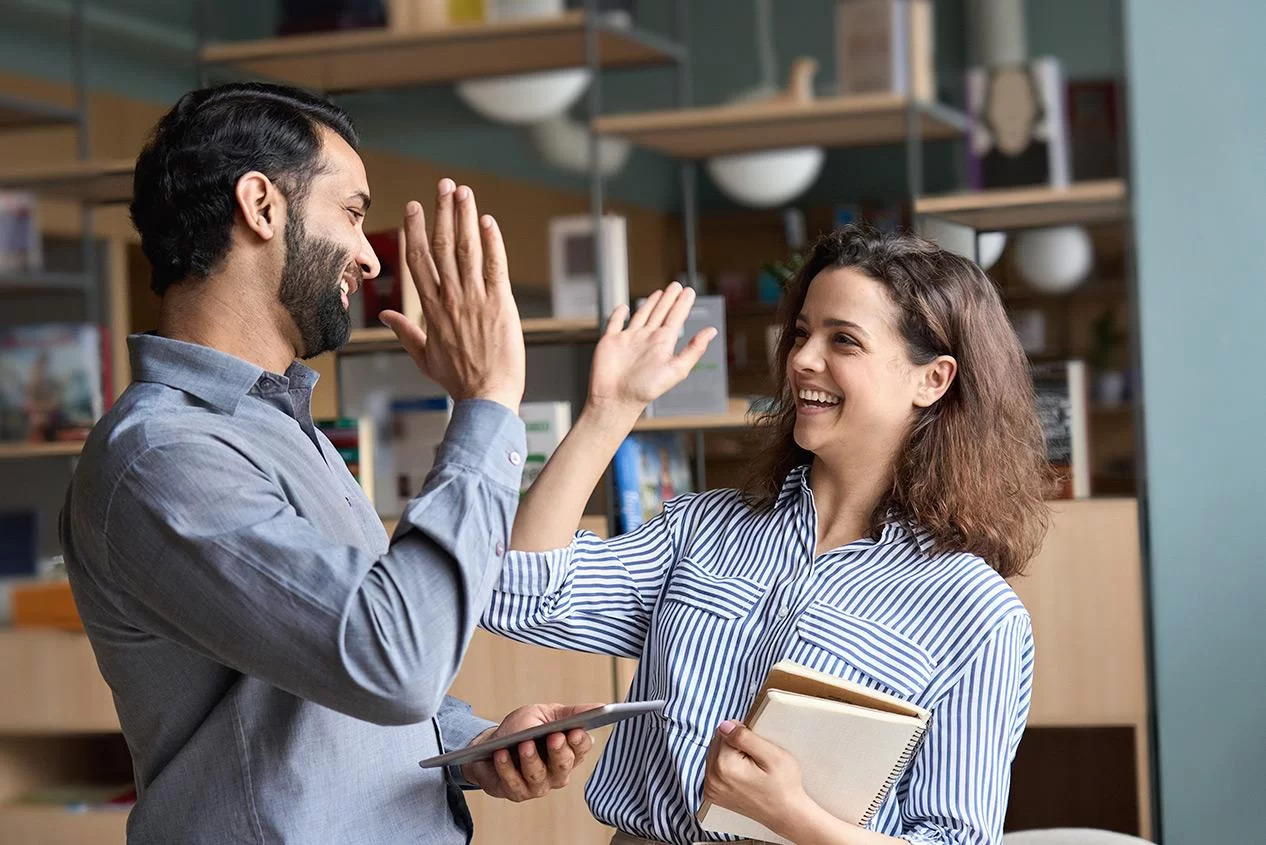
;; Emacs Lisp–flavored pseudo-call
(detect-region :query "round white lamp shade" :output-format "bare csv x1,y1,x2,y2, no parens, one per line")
705,146,825,208
455,67,592,125
529,115,632,177
976,230,1007,270
1013,225,1094,294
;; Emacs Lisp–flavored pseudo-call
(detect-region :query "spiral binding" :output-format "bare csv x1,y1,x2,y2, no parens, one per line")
858,724,930,827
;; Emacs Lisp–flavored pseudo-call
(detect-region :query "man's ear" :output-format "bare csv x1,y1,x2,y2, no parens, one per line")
234,171,281,242
913,355,957,408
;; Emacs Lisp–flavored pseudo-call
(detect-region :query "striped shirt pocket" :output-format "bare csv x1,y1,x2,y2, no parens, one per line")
793,603,936,700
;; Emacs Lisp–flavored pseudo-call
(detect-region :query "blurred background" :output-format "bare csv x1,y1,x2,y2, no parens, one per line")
0,1,1260,843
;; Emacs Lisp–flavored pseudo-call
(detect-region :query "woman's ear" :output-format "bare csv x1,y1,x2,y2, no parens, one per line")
913,355,957,408
234,171,281,242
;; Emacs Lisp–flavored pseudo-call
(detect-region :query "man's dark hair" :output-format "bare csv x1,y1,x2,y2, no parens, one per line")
130,82,359,294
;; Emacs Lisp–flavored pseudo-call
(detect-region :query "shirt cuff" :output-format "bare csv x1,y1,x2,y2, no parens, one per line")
498,545,574,596
436,399,527,493
437,699,498,790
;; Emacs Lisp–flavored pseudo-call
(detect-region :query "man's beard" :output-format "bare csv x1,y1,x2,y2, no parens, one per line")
278,210,355,360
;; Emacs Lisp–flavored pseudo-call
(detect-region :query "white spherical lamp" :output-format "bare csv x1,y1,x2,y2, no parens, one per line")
705,146,825,209
1013,225,1094,294
456,67,592,125
529,114,632,177
976,231,1007,270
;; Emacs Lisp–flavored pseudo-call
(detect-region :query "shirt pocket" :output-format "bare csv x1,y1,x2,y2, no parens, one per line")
662,556,766,619
791,602,935,700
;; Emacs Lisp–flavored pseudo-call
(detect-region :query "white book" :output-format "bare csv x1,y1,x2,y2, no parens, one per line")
518,401,572,495
697,661,931,844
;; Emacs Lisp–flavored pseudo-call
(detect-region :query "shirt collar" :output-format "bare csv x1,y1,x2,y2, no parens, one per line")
128,333,318,414
781,463,937,555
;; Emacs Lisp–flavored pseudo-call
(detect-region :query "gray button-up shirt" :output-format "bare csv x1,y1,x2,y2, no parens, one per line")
61,334,526,844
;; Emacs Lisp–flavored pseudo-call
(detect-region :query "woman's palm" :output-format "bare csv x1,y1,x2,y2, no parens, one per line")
589,284,716,409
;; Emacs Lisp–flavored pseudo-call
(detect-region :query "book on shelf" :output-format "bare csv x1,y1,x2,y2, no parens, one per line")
1032,359,1090,498
611,432,693,534
697,660,931,845
315,417,377,508
645,294,728,418
519,400,571,495
834,0,936,102
966,56,1071,190
351,229,422,331
0,323,105,444
0,191,41,274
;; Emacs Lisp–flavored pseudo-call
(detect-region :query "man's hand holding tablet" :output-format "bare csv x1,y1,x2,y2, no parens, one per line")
421,700,667,803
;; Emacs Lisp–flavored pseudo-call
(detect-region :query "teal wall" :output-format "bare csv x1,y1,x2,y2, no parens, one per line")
0,0,1124,212
1125,0,1266,841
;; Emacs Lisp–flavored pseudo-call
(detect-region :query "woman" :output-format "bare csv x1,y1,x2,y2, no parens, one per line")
483,226,1051,845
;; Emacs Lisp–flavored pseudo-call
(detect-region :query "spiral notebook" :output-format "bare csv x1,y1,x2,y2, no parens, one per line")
697,660,931,843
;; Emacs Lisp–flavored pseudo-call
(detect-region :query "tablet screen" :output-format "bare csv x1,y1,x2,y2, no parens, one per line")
418,699,667,769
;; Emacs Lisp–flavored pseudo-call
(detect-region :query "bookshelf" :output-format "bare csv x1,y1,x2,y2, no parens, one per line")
0,805,130,844
0,159,134,204
632,398,754,432
345,316,600,351
593,94,969,158
0,93,77,130
914,180,1129,231
199,11,680,93
0,442,84,461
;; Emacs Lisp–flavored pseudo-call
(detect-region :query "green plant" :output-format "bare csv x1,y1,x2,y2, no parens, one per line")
1088,306,1126,370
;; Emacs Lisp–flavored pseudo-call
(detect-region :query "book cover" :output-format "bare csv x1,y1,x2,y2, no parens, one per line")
519,400,572,495
1032,359,1090,498
646,295,728,418
315,417,377,507
611,432,693,534
381,395,452,518
698,661,930,844
967,57,1071,190
0,323,103,443
835,0,936,102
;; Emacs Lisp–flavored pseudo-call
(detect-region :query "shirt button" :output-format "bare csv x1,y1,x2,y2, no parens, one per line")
508,451,522,466
495,542,505,557
749,681,760,696
777,604,790,618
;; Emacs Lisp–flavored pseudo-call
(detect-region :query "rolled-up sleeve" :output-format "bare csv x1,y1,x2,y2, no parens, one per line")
481,496,692,659
898,613,1034,845
103,399,525,727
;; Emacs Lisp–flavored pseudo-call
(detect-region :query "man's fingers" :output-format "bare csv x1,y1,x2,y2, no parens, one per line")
492,748,529,800
480,214,510,294
543,734,576,787
430,179,460,298
516,742,550,797
402,201,440,308
626,290,662,330
379,310,428,361
604,304,630,336
453,184,484,295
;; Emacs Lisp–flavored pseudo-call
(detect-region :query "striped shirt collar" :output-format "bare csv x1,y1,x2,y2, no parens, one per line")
128,333,318,415
779,463,938,555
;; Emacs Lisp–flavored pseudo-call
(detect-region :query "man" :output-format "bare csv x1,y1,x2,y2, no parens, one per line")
60,81,594,843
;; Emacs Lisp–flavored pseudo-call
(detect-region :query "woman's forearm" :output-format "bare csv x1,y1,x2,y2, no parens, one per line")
777,795,908,845
510,402,642,551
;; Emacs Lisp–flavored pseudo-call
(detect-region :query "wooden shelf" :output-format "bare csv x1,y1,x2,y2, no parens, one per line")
0,272,91,295
915,180,1128,231
0,804,130,843
0,159,134,204
200,12,680,93
0,629,119,734
633,398,754,431
593,94,969,158
344,316,600,351
0,441,84,460
0,94,78,131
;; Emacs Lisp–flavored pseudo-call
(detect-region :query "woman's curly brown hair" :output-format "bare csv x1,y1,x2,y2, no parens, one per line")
742,225,1053,578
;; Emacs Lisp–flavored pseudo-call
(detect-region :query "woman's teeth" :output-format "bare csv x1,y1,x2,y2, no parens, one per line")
798,389,841,406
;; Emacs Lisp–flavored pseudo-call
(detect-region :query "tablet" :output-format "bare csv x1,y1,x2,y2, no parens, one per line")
418,700,667,769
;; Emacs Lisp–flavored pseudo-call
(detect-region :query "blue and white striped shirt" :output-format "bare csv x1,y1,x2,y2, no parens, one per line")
483,465,1033,845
